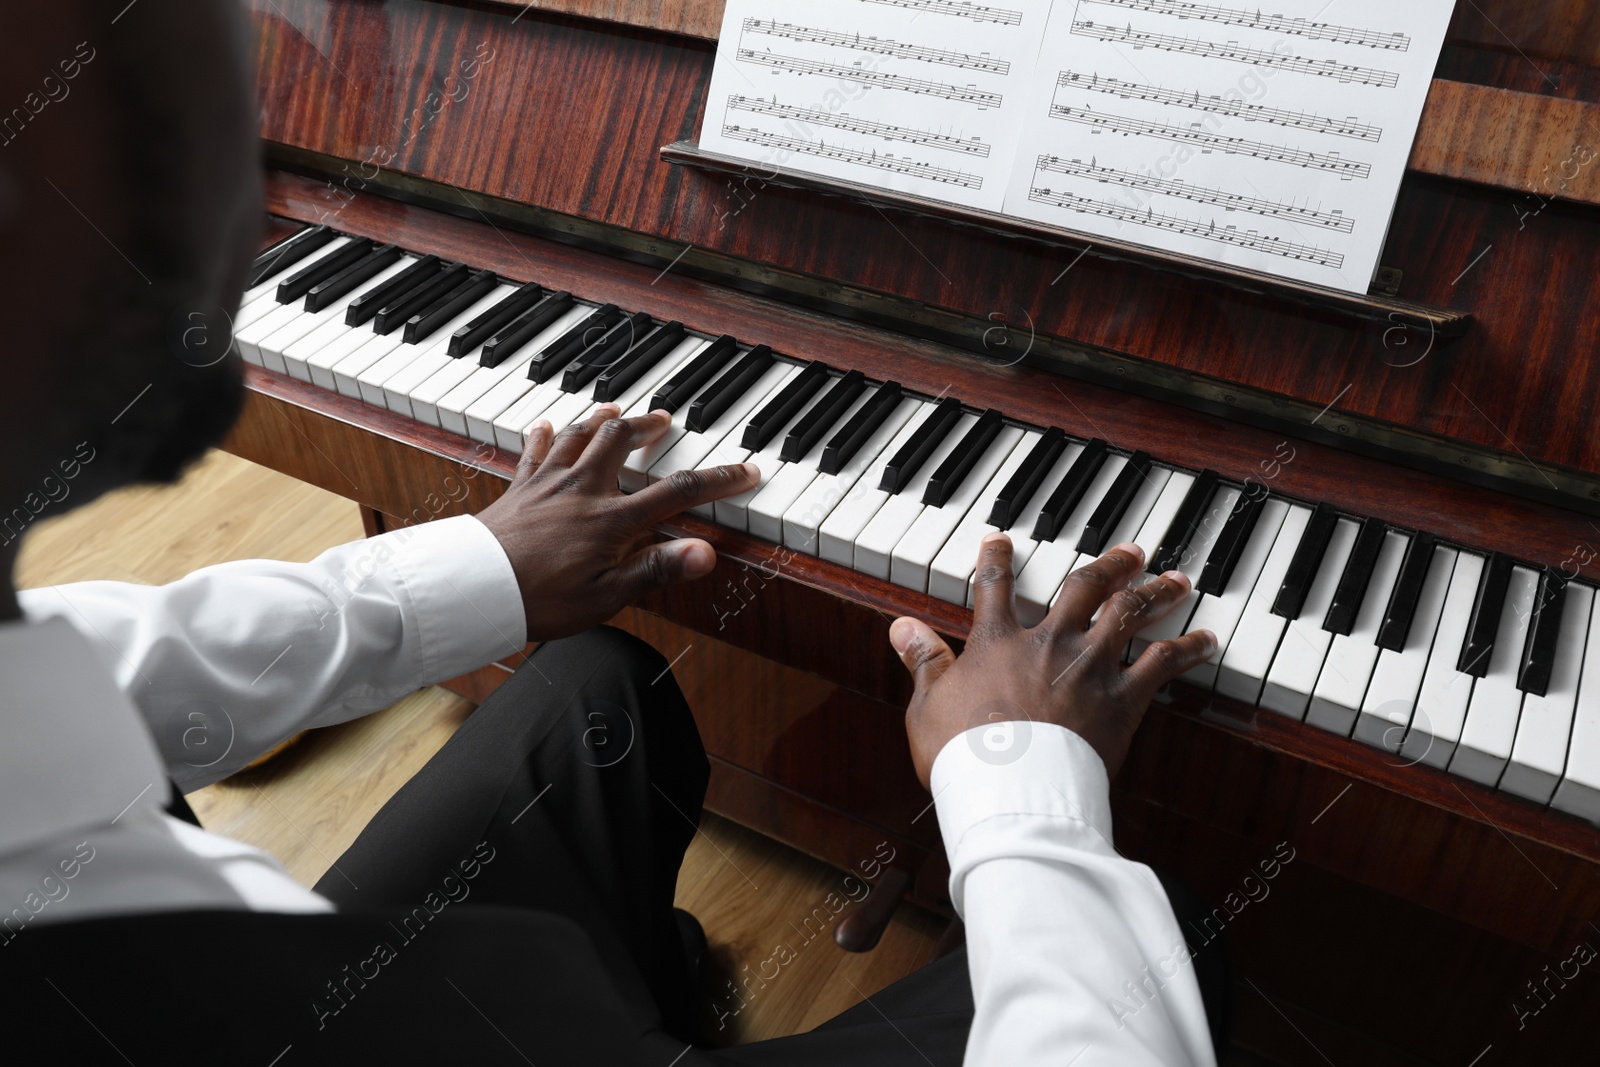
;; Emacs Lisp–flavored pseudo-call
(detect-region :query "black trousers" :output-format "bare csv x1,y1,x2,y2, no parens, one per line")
314,626,1226,1063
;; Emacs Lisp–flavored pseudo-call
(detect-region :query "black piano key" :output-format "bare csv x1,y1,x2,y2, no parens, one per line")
1458,552,1513,677
275,237,375,304
1151,469,1220,575
1195,487,1267,597
527,304,621,382
987,428,1067,531
879,397,963,496
650,335,738,413
922,409,1003,508
1032,438,1108,543
686,346,775,433
1517,567,1569,696
1322,517,1387,637
593,320,686,402
345,255,441,327
448,282,544,357
781,370,867,463
819,382,902,475
741,360,829,451
247,225,332,288
1272,502,1338,620
1375,531,1437,652
479,291,574,368
402,269,498,345
562,312,653,393
302,244,403,313
1076,452,1154,557
373,262,468,336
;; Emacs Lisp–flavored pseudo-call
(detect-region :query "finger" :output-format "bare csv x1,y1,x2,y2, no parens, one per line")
626,462,760,524
516,420,555,480
1089,569,1193,647
572,409,673,481
969,533,1019,639
606,537,718,599
541,403,623,469
889,617,956,692
1120,628,1217,705
1048,542,1146,631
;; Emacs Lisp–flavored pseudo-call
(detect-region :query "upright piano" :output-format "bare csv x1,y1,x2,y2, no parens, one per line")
229,1,1600,1060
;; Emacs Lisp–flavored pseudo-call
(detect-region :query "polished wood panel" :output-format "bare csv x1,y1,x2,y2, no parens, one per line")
248,0,1600,502
1410,80,1600,205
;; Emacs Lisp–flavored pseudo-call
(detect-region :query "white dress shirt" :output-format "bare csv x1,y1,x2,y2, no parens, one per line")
3,513,1213,1064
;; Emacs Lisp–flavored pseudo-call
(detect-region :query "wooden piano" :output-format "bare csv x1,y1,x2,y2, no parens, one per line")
229,1,1600,1061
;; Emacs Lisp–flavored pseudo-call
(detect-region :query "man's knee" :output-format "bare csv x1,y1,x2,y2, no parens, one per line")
524,625,672,691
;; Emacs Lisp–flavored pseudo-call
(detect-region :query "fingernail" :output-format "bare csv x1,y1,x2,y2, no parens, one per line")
1162,569,1189,590
531,419,551,435
739,462,761,482
889,617,915,654
1113,541,1142,562
678,540,715,579
1198,629,1218,653
649,408,671,419
981,531,1010,546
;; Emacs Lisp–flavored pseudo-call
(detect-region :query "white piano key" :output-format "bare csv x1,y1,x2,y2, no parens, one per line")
1215,504,1312,704
273,259,414,382
718,374,877,534
234,236,355,329
367,289,511,413
329,329,410,399
1012,455,1138,628
459,305,596,442
1504,583,1593,804
1353,545,1457,753
1401,551,1486,769
1129,485,1242,657
816,402,933,565
1183,497,1290,688
240,235,354,306
745,388,886,544
384,284,519,419
1305,530,1410,737
960,440,1112,611
853,412,979,581
1450,565,1539,786
925,430,1049,604
785,396,923,555
1259,517,1360,720
890,426,1024,593
235,300,306,368
1552,593,1600,824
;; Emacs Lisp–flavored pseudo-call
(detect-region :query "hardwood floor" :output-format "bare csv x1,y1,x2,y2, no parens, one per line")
13,448,945,1046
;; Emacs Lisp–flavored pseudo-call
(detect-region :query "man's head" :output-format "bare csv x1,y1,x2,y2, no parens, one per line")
0,2,260,530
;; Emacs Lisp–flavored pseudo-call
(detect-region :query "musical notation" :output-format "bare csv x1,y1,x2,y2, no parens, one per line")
1050,103,1373,179
1071,20,1400,88
858,0,1025,27
1056,72,1382,142
742,19,1011,74
1083,0,1411,51
739,49,1004,107
727,95,993,157
1034,154,1354,231
1027,185,1344,266
723,124,985,187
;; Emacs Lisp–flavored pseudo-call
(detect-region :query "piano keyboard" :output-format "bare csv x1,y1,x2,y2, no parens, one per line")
237,226,1600,826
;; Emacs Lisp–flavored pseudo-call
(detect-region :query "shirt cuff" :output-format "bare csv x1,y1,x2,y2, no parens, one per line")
383,514,527,683
930,721,1114,861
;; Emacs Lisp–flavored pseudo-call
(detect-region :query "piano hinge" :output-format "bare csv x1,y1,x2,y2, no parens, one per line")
1370,266,1404,297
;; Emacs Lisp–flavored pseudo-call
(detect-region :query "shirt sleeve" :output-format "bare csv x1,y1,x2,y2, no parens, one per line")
932,721,1217,1067
18,514,527,792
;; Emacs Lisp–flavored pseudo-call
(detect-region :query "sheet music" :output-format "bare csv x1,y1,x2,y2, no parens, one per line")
700,0,1056,212
1002,0,1454,291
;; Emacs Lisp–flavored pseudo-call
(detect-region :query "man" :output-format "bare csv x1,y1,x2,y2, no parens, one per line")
0,3,1222,1064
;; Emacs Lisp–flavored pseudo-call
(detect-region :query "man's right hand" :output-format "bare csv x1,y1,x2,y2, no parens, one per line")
890,534,1216,787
